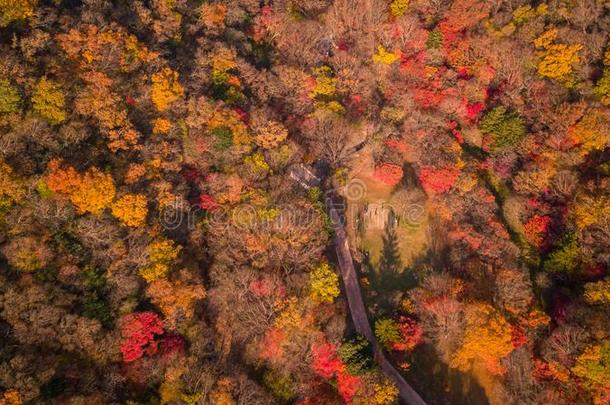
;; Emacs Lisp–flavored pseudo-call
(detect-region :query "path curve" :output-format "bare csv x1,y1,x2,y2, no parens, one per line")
328,204,427,405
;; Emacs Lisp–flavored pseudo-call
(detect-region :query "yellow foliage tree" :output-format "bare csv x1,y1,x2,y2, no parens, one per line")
389,0,409,17
373,46,400,64
139,238,181,282
32,77,66,124
308,262,340,304
153,118,172,135
70,168,116,215
147,276,206,329
253,120,288,149
373,379,399,404
568,109,610,156
450,303,513,375
0,161,25,208
572,194,610,230
151,67,184,111
584,277,610,305
0,0,35,27
534,28,582,85
111,193,148,227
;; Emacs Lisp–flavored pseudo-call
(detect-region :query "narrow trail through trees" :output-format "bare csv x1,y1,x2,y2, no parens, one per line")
328,203,427,405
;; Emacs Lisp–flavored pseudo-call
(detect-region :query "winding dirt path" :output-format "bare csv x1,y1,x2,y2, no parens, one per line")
328,205,427,405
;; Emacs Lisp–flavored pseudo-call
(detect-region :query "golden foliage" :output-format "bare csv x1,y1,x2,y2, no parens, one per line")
568,109,610,156
389,0,409,17
584,277,610,305
308,262,340,304
0,389,21,405
32,77,66,124
451,303,513,375
153,118,172,135
151,68,184,112
572,194,610,230
139,238,181,282
253,120,288,149
125,163,146,184
147,276,206,329
373,46,400,64
0,161,25,207
70,169,116,215
372,380,399,404
200,3,227,32
0,0,35,27
57,24,158,72
534,28,582,85
111,194,148,227
46,160,116,215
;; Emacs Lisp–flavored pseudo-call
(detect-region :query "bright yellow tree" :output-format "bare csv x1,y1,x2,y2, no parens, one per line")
151,67,184,111
111,193,148,227
147,277,206,329
32,77,66,124
373,379,399,404
451,303,513,375
309,262,340,303
70,168,116,215
0,161,25,208
534,28,582,86
139,238,181,282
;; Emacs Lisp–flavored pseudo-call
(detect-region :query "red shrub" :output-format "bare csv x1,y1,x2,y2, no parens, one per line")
373,163,403,186
198,193,219,211
419,166,460,194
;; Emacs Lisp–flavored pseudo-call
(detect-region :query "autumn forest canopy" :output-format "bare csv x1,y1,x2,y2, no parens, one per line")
0,0,609,404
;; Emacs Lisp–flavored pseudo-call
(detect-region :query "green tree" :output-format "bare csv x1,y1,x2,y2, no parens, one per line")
263,370,296,401
480,106,526,152
375,318,400,350
338,335,373,375
543,233,580,273
0,79,21,114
